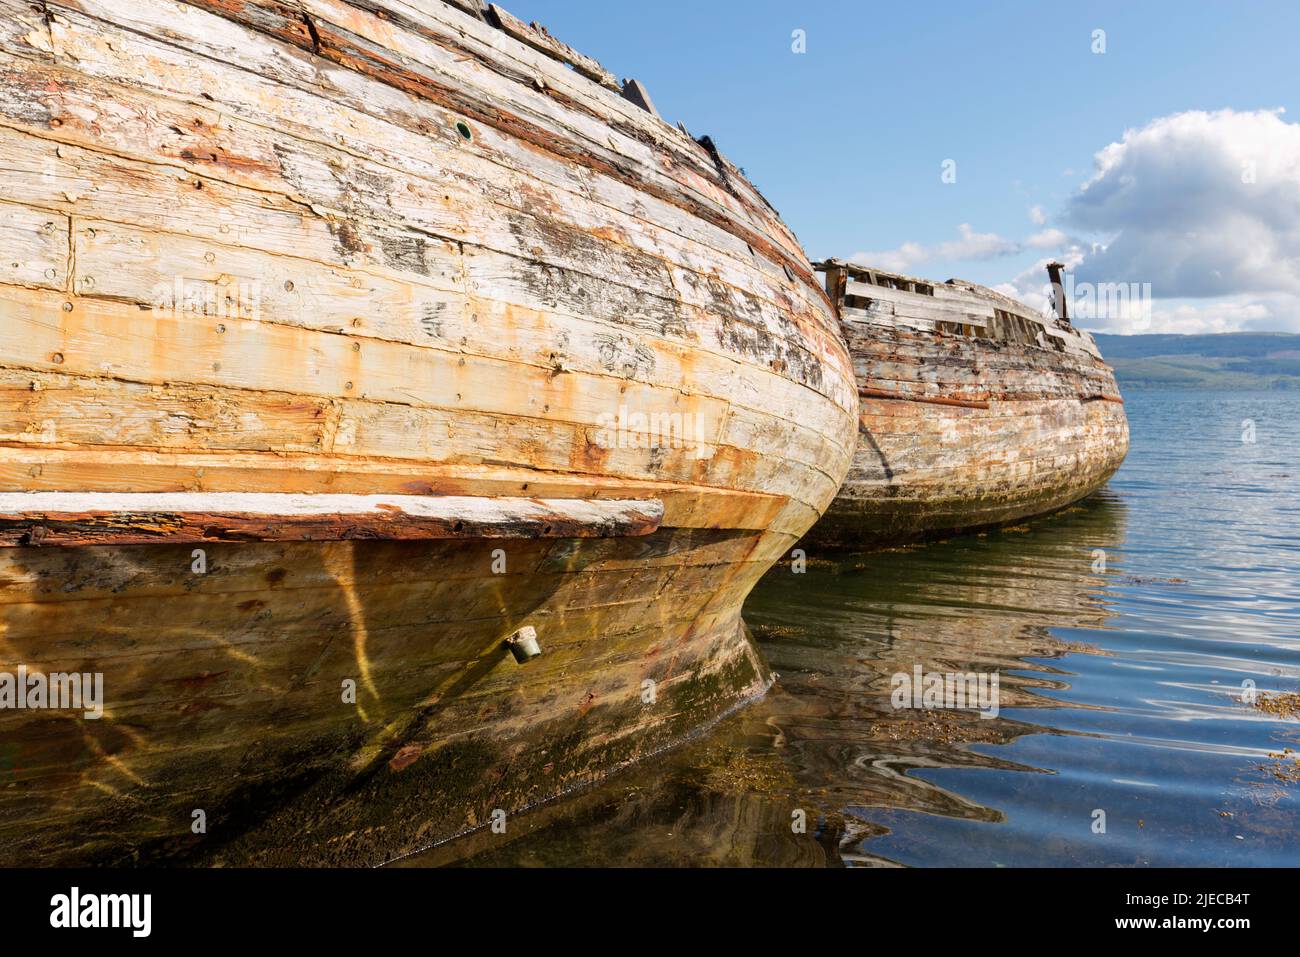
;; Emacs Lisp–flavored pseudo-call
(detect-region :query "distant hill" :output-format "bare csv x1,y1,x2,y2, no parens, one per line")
1091,332,1300,389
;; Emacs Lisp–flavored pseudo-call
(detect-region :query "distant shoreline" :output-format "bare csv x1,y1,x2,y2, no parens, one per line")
1092,332,1300,389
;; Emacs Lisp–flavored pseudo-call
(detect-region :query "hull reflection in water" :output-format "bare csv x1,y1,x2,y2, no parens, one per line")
400,494,1129,867
401,389,1300,868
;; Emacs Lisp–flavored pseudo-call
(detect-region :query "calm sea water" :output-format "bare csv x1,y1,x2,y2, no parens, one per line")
406,389,1300,867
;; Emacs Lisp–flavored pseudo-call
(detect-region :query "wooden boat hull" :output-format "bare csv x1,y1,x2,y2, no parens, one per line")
2,530,775,865
804,262,1128,549
0,0,856,864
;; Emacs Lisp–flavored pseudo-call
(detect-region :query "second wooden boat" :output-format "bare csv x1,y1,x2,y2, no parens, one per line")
804,259,1128,548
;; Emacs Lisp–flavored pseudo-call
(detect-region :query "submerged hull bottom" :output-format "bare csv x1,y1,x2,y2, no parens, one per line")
0,526,775,866
803,396,1129,550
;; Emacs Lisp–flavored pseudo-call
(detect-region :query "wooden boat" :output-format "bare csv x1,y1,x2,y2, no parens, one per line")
804,259,1127,548
0,0,856,864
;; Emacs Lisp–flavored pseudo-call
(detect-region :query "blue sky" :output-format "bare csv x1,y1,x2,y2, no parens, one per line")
507,1,1300,333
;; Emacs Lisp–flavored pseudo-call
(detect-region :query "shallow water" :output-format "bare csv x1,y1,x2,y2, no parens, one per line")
408,389,1300,867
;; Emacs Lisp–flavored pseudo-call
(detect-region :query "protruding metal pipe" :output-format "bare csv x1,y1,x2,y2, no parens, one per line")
506,625,542,663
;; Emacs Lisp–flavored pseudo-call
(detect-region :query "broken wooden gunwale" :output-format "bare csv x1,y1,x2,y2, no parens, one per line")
0,492,664,545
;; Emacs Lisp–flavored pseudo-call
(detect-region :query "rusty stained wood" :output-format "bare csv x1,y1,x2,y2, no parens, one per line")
0,26,855,413
858,385,991,410
0,36,857,519
0,492,663,545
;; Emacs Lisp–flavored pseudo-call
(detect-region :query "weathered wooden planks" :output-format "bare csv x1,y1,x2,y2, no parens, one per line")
485,4,618,89
0,31,854,418
805,260,1129,549
0,3,842,352
0,202,69,291
0,1,855,864
845,278,994,326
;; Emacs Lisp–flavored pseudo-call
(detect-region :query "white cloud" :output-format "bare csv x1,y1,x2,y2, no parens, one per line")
1125,297,1279,335
1011,108,1300,333
847,240,928,274
845,109,1300,333
1066,108,1300,304
1026,228,1071,249
849,223,1021,274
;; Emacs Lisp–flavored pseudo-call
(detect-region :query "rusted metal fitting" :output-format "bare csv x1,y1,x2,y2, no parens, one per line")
505,625,542,663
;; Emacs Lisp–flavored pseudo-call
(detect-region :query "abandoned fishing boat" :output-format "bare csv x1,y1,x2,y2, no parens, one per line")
803,259,1127,548
0,0,856,865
